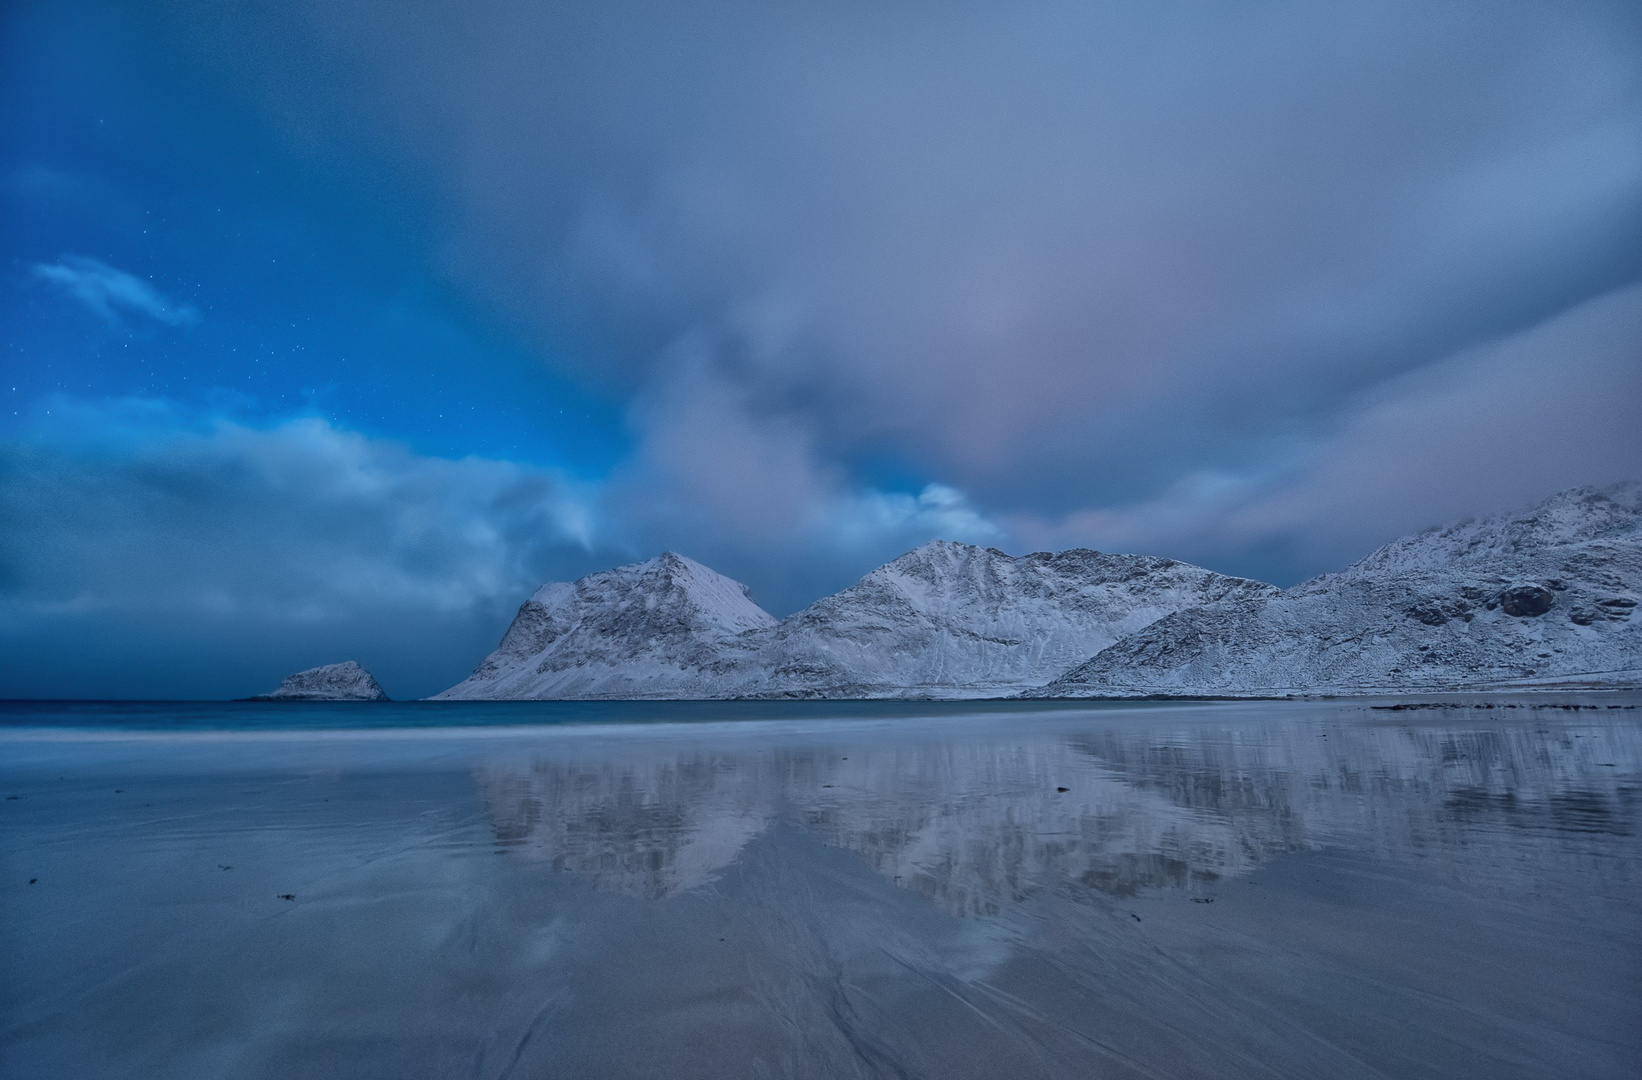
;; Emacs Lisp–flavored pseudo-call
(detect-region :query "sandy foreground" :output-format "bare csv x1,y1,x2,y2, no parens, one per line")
3,698,1639,1079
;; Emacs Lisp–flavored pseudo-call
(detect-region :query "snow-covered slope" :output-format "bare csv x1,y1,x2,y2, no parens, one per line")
438,541,1273,700
736,541,1277,698
253,661,389,701
435,553,776,700
1036,484,1642,697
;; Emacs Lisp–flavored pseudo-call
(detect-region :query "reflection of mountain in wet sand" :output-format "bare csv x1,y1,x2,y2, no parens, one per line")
478,714,1640,915
795,749,1260,916
479,746,1260,914
483,757,774,900
1073,721,1639,858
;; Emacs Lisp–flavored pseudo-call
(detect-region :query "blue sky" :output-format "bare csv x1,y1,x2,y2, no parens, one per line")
1,2,625,469
3,0,1640,698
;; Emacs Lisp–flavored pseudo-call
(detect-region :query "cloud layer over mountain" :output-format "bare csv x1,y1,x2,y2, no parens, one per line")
168,0,1642,566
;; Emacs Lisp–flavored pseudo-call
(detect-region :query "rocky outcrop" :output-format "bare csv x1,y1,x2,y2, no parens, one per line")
252,661,390,701
1034,484,1642,697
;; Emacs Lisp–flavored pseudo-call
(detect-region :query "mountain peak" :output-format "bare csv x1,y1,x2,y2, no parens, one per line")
652,550,697,573
639,552,774,632
437,554,774,700
889,538,1010,569
1341,481,1642,582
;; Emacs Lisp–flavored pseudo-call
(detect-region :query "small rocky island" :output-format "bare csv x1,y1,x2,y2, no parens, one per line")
251,661,390,701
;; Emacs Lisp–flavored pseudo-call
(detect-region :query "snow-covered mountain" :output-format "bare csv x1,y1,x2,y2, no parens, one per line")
1036,484,1642,697
733,541,1276,698
252,661,389,701
436,552,776,700
437,541,1273,700
437,484,1641,701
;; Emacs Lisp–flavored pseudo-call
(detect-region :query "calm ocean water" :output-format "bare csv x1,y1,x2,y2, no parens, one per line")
3,697,1639,1079
0,697,1155,732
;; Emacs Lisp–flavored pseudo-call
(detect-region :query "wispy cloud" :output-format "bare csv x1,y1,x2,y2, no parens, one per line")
604,342,1008,609
1008,281,1642,582
0,399,609,696
30,255,200,326
1,400,598,620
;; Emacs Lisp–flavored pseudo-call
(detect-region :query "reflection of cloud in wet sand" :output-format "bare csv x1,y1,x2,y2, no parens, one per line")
478,716,1641,915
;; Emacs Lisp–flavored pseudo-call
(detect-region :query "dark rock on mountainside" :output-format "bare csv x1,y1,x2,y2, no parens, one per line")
1499,585,1555,617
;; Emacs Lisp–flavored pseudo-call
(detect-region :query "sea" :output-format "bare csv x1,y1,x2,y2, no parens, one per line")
2,696,1639,1079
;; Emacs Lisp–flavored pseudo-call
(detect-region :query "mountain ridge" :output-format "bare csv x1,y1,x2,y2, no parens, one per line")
438,539,1274,700
436,483,1641,701
1033,484,1642,697
730,540,1277,698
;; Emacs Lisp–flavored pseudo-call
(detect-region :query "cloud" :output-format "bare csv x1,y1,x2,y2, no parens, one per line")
600,337,1004,610
1009,280,1642,582
1,401,603,619
30,255,200,326
0,401,605,696
157,0,1641,564
0,395,1005,695
840,485,1001,551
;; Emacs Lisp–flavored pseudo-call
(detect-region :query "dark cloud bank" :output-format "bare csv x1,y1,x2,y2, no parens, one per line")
4,0,1640,696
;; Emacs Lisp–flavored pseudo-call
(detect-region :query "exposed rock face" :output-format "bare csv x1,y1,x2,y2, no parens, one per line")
438,542,1274,700
253,661,389,701
435,553,777,700
1035,484,1642,697
1499,585,1555,618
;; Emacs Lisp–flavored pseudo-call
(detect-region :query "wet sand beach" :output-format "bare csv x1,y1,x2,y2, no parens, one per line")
3,698,1639,1079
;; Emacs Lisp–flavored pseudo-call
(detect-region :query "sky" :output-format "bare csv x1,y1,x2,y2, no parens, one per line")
2,0,1640,699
